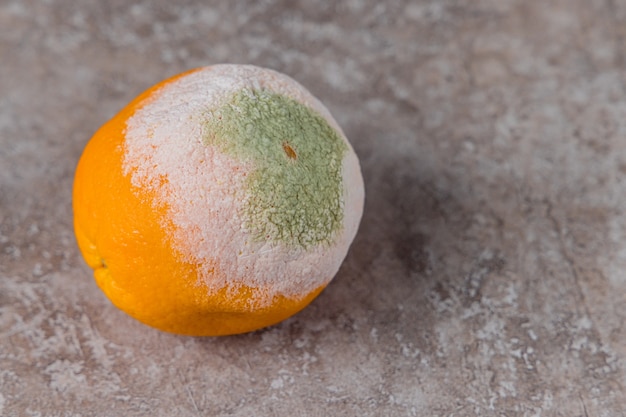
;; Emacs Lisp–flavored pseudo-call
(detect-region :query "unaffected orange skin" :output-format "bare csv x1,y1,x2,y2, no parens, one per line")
73,69,324,336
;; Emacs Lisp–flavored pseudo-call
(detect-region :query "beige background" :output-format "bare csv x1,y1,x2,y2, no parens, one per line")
1,1,626,416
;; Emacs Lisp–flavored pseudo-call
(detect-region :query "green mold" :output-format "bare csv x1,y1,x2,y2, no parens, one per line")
204,88,347,249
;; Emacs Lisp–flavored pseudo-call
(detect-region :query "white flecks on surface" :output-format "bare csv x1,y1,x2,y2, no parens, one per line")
45,360,87,393
3,0,626,415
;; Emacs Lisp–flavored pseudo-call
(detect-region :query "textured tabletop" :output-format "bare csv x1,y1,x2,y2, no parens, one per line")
1,1,625,416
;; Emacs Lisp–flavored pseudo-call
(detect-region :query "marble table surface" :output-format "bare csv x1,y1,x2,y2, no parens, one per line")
1,1,625,415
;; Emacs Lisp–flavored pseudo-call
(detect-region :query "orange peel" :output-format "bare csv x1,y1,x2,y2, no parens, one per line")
73,65,364,336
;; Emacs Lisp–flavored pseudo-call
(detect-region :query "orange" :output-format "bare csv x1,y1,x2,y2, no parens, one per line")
73,65,364,336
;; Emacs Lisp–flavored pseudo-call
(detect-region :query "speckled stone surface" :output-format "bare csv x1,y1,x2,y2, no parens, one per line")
1,1,626,416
